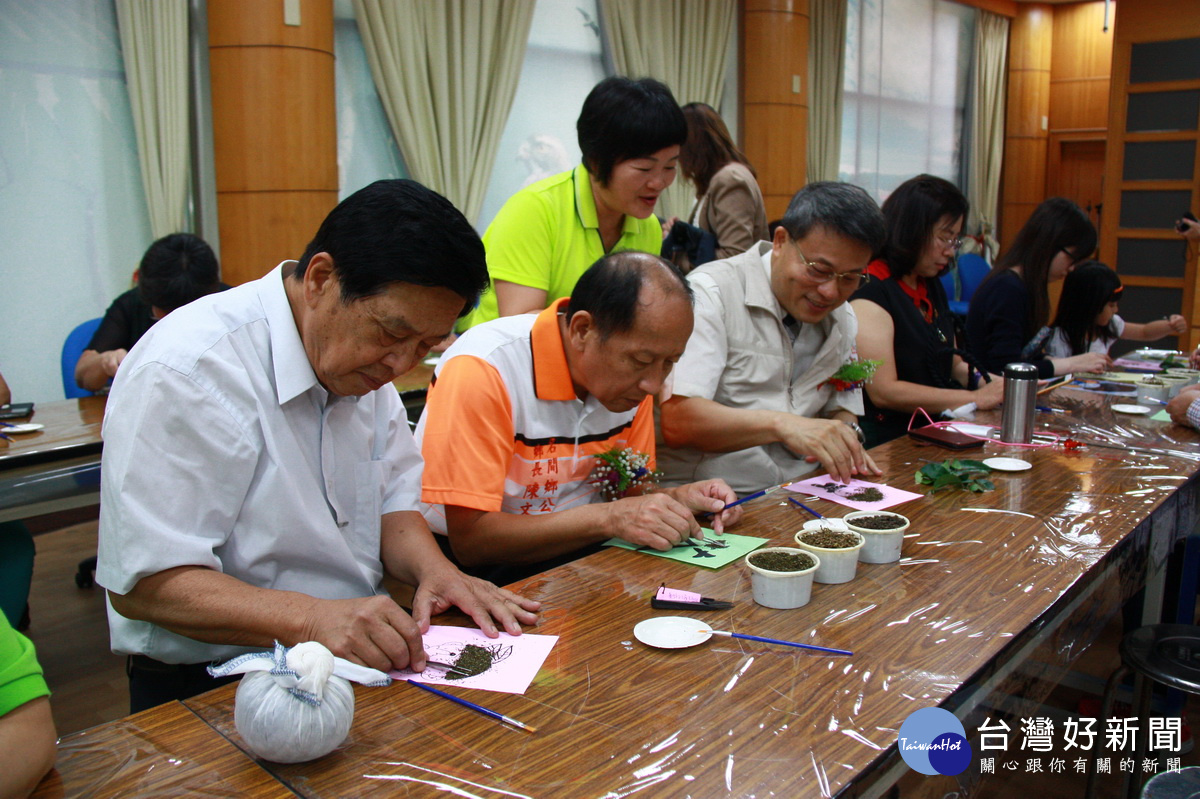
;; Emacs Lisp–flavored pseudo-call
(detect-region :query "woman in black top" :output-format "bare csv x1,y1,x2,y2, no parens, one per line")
965,197,1109,379
850,175,1004,447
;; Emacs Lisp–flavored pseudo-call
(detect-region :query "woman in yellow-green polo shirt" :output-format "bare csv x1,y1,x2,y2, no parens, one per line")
460,76,686,330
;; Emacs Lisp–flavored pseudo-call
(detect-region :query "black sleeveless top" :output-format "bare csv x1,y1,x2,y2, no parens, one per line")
851,273,963,446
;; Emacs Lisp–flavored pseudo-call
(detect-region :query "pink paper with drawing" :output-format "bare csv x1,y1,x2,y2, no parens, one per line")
389,625,558,695
786,475,922,511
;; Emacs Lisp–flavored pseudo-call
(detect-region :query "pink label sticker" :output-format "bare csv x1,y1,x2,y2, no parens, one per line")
656,586,702,603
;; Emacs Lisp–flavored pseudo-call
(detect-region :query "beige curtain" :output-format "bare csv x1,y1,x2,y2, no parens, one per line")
807,0,846,183
354,0,534,224
965,10,1009,262
599,0,736,220
115,0,190,238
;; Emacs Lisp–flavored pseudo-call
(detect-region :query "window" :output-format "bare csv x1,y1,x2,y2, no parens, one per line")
839,0,976,204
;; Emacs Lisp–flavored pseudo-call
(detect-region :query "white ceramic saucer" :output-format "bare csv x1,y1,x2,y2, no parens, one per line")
1112,404,1152,415
633,616,712,649
983,457,1032,472
1,423,43,434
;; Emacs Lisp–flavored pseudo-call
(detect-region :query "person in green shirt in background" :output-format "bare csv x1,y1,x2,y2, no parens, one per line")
0,612,56,797
459,76,686,330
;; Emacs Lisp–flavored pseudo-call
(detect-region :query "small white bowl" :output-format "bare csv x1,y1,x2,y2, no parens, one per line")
793,528,865,584
744,547,820,609
843,511,910,564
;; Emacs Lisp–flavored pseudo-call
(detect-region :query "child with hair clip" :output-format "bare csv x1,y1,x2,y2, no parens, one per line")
1042,261,1187,358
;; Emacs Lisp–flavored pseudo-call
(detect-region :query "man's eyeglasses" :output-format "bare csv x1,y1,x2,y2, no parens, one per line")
792,243,867,289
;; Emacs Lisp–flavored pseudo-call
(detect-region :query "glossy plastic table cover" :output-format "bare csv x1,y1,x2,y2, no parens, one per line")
32,701,289,798
180,387,1200,798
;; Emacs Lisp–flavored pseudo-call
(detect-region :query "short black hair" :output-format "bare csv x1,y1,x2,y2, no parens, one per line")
295,179,488,317
565,251,692,339
1051,260,1123,354
780,182,886,255
577,76,687,186
138,233,220,312
880,175,969,280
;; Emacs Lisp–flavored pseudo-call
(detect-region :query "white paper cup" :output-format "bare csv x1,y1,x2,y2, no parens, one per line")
843,511,910,564
744,547,820,609
1164,368,1200,386
1158,374,1191,398
1137,379,1170,404
793,529,865,584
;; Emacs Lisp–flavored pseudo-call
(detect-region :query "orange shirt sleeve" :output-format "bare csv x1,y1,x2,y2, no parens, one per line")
420,355,514,512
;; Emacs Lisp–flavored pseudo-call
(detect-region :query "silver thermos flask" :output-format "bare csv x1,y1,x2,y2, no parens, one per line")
1000,362,1039,444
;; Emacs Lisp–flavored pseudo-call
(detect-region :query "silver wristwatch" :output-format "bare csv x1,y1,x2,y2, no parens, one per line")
844,420,865,444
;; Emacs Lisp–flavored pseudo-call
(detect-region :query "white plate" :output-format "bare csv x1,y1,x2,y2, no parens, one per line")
633,616,712,649
983,457,1032,472
1112,404,1152,415
1,423,43,434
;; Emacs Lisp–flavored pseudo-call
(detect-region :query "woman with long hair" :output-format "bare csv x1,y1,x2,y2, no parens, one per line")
675,102,768,262
849,175,1004,446
965,197,1109,377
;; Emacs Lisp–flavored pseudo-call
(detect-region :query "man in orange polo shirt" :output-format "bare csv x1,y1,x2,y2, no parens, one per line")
416,251,741,580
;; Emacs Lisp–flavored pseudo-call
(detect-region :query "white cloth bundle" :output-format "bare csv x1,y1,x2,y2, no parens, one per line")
208,641,392,763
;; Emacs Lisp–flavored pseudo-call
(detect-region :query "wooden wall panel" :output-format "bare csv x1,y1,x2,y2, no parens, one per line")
214,191,337,287
208,0,336,286
208,47,336,192
208,0,331,48
741,0,808,217
1049,2,1112,132
998,5,1052,251
744,103,808,219
1101,0,1200,351
741,11,808,105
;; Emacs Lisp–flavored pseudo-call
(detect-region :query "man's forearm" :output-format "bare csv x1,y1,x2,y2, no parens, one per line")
444,503,613,567
74,350,110,392
108,566,318,650
659,395,788,453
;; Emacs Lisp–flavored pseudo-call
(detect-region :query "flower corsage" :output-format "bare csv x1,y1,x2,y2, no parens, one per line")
590,447,661,501
820,358,882,392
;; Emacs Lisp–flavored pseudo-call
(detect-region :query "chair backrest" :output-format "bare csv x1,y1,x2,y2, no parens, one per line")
61,318,103,399
939,268,961,302
956,253,991,304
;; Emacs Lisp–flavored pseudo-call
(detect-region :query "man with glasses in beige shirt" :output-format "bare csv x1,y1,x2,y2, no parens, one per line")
657,182,887,494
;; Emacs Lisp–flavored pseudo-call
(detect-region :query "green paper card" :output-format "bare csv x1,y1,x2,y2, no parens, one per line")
603,531,768,569
1151,410,1171,422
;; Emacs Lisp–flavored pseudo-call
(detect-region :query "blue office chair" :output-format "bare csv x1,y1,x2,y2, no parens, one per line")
939,253,991,317
61,318,102,399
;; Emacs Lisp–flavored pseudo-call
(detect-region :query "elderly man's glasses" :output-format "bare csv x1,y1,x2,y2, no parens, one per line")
792,243,867,289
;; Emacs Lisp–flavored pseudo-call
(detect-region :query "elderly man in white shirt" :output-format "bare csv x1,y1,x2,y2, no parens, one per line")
97,180,541,713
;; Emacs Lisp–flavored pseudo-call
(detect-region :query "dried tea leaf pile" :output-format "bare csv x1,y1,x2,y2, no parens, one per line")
848,514,906,530
798,530,861,549
446,644,495,680
748,551,815,572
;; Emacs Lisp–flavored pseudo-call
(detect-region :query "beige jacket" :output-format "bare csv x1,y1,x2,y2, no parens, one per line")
689,162,769,260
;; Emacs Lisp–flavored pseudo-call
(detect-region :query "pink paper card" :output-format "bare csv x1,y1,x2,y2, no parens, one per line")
786,475,922,511
390,625,558,695
656,586,701,603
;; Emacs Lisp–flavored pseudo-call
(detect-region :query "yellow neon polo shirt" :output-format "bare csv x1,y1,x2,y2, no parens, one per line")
460,165,664,330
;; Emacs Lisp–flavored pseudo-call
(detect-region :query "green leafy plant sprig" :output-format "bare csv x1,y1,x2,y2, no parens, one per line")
915,459,994,493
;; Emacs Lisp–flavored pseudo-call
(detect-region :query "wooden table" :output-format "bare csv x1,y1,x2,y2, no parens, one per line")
0,397,105,522
175,386,1200,797
30,700,290,798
